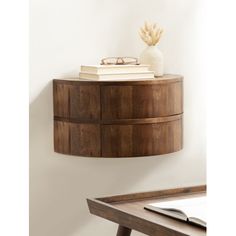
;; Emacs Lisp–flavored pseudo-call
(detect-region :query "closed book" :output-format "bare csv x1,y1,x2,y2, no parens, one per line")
144,196,206,228
79,72,154,80
80,64,150,74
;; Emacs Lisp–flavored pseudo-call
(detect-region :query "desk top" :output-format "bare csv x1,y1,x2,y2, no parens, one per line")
87,185,206,236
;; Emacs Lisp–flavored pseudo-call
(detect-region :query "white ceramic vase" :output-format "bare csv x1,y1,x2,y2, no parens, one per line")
139,46,164,77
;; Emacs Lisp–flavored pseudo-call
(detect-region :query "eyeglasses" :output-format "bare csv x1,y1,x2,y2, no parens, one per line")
101,57,139,65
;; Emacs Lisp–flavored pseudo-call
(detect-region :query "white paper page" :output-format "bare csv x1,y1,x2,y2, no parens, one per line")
149,196,206,222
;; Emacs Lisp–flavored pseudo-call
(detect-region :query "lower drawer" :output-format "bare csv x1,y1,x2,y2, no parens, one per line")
54,121,101,156
54,117,183,157
102,119,182,157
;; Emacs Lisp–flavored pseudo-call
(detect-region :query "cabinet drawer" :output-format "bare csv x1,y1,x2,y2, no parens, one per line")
53,83,100,121
54,121,101,156
101,118,183,157
101,82,183,120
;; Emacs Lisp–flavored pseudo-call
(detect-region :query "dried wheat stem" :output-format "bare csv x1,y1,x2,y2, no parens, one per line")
139,21,163,46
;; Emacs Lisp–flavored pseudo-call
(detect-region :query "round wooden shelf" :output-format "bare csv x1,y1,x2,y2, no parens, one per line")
53,75,183,157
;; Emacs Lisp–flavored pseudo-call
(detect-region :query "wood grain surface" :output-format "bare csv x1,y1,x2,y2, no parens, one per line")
53,75,183,157
101,82,183,119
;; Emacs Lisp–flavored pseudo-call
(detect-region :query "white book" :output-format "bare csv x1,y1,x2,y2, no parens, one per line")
80,64,151,74
79,72,154,80
144,196,206,228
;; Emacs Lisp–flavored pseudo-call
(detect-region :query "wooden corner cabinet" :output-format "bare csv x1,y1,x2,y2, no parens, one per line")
53,75,183,158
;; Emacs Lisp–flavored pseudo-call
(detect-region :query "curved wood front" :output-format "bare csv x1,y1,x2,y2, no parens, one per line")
53,75,183,157
101,82,182,119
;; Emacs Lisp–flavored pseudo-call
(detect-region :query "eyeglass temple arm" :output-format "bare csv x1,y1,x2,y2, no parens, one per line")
100,57,138,65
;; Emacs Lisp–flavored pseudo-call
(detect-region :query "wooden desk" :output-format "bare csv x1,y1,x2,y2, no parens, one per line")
87,185,206,236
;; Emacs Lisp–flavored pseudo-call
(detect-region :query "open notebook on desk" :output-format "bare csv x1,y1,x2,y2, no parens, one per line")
144,196,206,228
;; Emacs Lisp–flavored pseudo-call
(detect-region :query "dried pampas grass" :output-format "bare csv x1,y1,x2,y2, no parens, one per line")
139,22,163,46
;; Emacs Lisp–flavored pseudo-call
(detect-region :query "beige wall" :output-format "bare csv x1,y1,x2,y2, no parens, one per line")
30,0,206,235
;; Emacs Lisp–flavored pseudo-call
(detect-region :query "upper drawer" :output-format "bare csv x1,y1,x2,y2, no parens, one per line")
53,77,183,121
53,83,100,120
101,81,183,119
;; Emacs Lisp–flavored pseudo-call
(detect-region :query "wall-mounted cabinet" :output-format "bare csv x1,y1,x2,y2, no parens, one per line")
53,75,183,157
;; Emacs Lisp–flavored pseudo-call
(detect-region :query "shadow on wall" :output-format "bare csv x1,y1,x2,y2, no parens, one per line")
29,82,179,236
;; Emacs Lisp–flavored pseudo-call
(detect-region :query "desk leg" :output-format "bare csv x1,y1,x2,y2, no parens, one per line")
116,225,132,236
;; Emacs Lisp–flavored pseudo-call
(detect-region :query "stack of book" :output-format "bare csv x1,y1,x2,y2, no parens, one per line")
79,64,154,80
